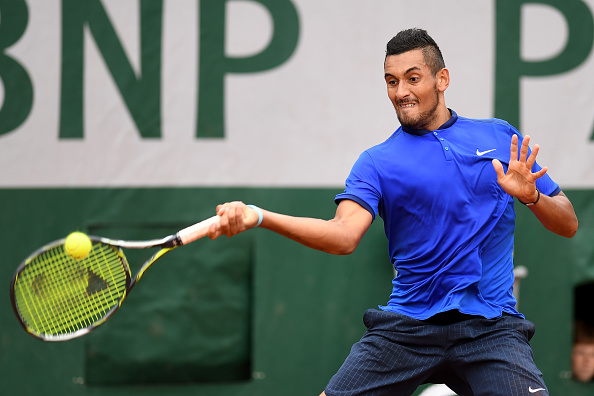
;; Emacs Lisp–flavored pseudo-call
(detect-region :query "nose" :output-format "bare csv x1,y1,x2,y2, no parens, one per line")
394,83,410,101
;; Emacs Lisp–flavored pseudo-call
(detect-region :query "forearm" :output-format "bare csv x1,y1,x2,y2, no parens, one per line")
526,191,578,238
211,199,373,255
258,209,367,255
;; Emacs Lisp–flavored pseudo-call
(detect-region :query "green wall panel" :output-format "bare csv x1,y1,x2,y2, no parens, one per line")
84,222,253,385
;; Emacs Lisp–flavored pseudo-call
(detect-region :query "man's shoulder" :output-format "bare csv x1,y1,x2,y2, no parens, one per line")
364,128,405,152
455,115,514,130
452,115,521,144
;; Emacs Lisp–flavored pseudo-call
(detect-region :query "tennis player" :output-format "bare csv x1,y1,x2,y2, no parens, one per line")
208,28,578,396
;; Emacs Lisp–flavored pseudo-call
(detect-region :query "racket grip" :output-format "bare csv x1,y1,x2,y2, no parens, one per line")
177,215,221,245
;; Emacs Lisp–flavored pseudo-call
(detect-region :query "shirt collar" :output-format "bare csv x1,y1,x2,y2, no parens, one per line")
401,109,458,136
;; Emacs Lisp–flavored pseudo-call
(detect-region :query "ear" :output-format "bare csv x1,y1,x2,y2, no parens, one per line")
436,68,450,92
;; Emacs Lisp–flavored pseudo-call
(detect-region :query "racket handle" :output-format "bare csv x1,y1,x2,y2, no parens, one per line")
177,215,220,245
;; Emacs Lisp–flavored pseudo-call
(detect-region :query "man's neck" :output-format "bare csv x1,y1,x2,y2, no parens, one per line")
426,105,451,131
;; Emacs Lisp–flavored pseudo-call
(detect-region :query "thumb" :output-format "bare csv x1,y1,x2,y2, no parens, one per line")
207,222,221,240
492,159,505,180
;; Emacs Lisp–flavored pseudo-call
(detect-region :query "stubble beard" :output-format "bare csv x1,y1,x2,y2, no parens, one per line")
396,87,440,130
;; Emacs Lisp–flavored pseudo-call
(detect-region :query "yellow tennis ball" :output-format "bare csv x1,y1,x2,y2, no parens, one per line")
65,232,92,260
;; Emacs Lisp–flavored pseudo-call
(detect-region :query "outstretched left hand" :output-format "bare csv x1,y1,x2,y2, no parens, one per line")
492,134,548,204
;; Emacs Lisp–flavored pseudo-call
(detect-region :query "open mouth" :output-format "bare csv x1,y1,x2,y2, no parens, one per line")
398,102,416,109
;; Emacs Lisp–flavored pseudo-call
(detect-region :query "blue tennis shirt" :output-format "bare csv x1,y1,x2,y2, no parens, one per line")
335,110,560,320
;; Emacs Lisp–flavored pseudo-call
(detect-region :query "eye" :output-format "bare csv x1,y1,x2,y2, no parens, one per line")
410,76,420,83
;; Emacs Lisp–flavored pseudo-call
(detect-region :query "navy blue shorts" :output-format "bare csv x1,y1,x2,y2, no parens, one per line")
324,309,548,396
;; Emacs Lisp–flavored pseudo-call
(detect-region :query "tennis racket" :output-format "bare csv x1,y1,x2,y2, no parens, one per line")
10,215,220,342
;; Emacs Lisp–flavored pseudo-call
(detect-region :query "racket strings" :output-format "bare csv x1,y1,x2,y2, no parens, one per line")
13,243,129,338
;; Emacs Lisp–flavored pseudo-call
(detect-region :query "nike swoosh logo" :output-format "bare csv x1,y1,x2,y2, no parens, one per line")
476,148,496,156
529,387,546,393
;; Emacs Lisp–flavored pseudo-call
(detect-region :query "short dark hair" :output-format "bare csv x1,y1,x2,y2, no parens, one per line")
385,28,445,76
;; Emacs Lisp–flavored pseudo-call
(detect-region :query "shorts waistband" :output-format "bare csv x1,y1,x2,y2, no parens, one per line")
422,310,485,325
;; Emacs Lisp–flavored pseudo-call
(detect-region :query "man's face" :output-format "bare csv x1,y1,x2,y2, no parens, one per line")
573,343,594,382
384,49,444,131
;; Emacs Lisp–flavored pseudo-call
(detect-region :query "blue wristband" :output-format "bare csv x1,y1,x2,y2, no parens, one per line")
247,205,263,227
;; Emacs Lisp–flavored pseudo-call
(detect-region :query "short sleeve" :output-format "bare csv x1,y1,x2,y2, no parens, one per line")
335,151,381,220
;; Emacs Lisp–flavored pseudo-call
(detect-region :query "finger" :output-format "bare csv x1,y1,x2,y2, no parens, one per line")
509,134,519,163
216,202,231,216
519,135,530,163
228,201,247,235
218,206,231,236
526,143,539,170
225,203,240,236
207,221,222,240
533,166,548,180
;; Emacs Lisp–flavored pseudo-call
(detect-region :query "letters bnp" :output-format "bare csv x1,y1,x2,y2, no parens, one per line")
1,0,593,140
